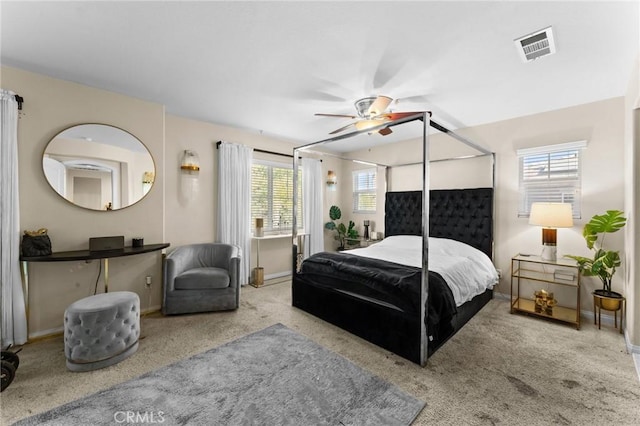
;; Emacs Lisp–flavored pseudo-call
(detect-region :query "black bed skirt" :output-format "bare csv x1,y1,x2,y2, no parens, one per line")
292,275,493,364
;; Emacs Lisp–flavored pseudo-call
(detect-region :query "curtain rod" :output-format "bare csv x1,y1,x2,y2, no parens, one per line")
215,141,321,161
14,94,24,110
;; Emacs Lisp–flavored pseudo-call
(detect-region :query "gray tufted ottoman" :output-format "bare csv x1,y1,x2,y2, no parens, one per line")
64,291,140,372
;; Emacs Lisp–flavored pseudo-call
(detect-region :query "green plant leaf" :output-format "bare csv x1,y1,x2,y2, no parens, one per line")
567,210,626,290
587,210,626,234
329,205,342,221
565,255,595,275
337,223,347,234
324,222,336,230
346,221,359,239
582,224,597,250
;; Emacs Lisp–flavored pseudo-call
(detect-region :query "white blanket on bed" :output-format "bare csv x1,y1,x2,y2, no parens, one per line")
346,235,499,307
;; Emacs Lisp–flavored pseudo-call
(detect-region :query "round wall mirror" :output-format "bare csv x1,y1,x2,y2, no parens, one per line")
42,124,155,211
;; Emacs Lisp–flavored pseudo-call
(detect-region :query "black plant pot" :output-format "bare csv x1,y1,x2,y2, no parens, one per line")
593,289,623,299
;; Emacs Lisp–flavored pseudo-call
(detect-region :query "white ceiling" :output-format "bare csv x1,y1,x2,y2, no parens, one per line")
1,1,638,152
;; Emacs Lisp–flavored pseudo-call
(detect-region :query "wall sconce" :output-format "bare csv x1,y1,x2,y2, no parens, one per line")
326,170,337,191
181,150,200,174
529,202,573,261
142,171,155,183
180,150,199,203
142,171,155,195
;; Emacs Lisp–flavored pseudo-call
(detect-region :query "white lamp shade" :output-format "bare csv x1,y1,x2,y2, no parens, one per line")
529,203,573,228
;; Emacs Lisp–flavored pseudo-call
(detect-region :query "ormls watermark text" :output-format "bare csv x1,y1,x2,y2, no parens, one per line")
114,411,166,424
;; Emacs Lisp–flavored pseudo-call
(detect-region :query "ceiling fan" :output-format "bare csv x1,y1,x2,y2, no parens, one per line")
315,95,422,136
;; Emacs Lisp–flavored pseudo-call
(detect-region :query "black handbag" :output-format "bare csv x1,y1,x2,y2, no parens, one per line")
21,228,52,257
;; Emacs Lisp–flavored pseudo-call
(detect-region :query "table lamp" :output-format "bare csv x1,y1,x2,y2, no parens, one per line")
529,202,573,261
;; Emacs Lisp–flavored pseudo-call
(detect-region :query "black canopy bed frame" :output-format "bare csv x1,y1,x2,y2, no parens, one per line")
291,112,495,366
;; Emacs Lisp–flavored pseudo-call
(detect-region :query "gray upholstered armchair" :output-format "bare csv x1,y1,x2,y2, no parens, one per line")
163,243,241,315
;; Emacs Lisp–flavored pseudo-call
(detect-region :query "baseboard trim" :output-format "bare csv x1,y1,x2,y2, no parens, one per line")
28,327,63,341
625,330,640,354
265,271,292,281
633,353,640,383
493,291,510,301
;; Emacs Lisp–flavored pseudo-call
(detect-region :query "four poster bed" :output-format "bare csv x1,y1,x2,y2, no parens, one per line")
291,113,497,366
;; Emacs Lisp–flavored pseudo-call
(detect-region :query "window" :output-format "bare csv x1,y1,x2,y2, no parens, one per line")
251,160,302,233
517,141,586,218
352,168,377,213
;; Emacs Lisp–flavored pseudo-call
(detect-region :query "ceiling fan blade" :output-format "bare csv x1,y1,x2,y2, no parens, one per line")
367,95,393,116
315,113,357,119
378,127,393,136
329,122,356,135
394,94,430,105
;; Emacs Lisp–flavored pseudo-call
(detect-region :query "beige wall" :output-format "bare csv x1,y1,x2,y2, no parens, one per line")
475,98,626,309
3,67,306,338
342,98,627,319
164,115,298,279
2,66,165,338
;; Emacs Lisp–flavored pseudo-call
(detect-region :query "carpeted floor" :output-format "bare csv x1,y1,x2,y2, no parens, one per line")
2,281,639,425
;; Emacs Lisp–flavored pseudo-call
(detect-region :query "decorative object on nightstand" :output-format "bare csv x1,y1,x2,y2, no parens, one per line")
534,289,557,315
529,202,573,261
511,254,580,329
566,210,627,331
363,220,370,240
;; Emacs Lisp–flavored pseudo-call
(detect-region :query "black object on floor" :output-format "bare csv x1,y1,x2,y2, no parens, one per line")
1,346,21,392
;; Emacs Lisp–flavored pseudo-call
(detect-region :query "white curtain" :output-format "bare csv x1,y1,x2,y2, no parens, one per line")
1,89,27,346
217,142,253,285
302,158,324,256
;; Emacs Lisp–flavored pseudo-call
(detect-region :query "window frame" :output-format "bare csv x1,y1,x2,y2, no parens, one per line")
517,141,586,219
250,159,302,234
352,167,377,214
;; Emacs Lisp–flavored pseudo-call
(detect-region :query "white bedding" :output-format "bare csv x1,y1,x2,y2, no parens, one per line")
346,235,499,307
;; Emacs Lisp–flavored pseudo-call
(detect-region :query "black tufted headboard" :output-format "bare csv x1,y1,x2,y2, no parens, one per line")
384,188,494,258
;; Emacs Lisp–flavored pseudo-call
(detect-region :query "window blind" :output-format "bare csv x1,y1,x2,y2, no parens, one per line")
251,160,302,232
517,141,585,218
352,168,376,213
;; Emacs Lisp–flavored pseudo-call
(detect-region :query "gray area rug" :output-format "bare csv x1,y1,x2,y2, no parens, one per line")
15,323,424,425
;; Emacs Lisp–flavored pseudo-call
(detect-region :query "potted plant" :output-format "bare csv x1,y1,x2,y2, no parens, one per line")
566,210,626,311
324,205,359,250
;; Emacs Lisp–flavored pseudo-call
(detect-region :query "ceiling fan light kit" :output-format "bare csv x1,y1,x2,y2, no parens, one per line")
354,119,386,131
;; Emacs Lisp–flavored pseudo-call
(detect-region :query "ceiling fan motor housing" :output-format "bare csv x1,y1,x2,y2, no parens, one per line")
354,95,393,118
354,97,377,118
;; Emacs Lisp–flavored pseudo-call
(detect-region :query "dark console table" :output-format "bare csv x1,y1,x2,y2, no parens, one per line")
20,243,169,335
20,243,170,263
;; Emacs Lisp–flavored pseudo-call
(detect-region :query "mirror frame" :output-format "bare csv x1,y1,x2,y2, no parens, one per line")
42,123,156,211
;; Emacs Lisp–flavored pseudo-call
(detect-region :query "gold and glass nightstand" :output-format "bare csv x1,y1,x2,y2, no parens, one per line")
511,254,581,329
343,238,380,250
